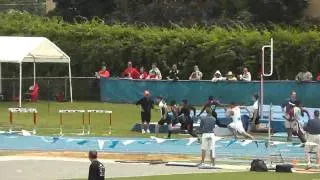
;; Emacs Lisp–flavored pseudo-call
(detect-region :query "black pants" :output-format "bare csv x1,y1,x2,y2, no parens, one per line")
184,117,198,138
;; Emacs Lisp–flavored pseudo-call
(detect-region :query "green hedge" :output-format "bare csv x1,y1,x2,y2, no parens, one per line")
1,12,320,80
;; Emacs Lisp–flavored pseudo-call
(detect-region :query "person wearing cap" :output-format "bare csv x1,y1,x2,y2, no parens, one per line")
96,63,110,79
211,70,225,82
88,150,105,180
304,110,320,169
226,71,237,81
239,67,251,82
179,99,198,138
189,65,203,80
149,63,162,80
122,61,140,79
136,90,154,134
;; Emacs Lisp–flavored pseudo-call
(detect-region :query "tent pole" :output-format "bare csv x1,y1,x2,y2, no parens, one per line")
0,63,2,95
33,62,36,85
68,61,73,102
19,63,22,107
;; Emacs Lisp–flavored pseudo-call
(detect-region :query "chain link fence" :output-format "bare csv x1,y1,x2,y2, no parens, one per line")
0,77,100,101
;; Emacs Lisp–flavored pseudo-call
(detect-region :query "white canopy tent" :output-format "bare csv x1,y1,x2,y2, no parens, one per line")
0,36,73,107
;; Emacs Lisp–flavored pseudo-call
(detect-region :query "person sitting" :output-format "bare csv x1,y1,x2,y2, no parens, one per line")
295,68,313,82
122,61,140,79
95,63,110,79
149,63,162,80
166,64,180,81
211,70,225,82
316,73,320,81
239,67,251,82
24,83,39,102
147,70,160,80
226,71,237,81
139,66,148,80
189,65,203,80
303,110,320,169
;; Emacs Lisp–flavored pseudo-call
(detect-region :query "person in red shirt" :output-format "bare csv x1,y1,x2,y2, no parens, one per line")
139,66,148,79
96,64,110,79
122,61,140,79
317,73,320,81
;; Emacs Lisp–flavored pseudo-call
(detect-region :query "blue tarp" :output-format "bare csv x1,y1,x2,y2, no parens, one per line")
100,79,320,106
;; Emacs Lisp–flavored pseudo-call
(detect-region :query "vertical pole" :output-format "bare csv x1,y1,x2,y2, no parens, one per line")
268,103,272,149
82,112,85,135
0,63,2,95
19,63,22,108
33,62,36,86
9,111,13,133
109,113,112,135
88,112,91,135
59,113,63,135
68,62,73,102
33,111,37,135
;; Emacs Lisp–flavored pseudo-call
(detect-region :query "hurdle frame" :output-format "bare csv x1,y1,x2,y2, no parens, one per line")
58,110,85,135
87,110,112,135
8,108,38,134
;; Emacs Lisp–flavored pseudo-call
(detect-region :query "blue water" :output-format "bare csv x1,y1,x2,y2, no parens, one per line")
0,133,305,159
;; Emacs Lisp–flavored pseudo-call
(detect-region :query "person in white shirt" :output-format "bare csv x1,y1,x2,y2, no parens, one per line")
239,67,251,81
189,65,203,80
149,63,162,80
226,103,255,140
155,96,171,137
211,70,226,82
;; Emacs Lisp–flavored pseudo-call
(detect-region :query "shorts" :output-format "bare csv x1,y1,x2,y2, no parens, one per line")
158,117,171,125
305,133,320,152
141,112,151,123
201,133,216,157
228,121,246,134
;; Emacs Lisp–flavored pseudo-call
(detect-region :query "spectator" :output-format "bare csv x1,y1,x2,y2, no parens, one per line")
166,64,180,80
139,66,148,80
211,70,225,82
95,63,110,79
239,67,251,82
226,71,237,81
88,150,105,180
189,65,203,80
316,73,320,81
295,69,313,82
149,63,162,79
147,70,160,80
303,110,320,169
122,61,140,79
199,108,217,167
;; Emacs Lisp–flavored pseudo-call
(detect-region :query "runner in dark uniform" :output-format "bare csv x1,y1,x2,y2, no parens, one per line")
88,150,105,180
197,96,226,127
179,99,198,138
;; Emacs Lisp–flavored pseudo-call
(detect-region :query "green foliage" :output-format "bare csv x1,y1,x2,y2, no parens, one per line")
1,12,320,80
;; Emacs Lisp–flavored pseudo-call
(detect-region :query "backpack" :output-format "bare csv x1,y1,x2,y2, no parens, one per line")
250,159,268,172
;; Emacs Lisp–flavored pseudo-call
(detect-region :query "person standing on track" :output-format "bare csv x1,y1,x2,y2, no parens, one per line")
199,108,217,167
226,102,255,140
136,90,154,134
179,99,198,138
88,150,105,180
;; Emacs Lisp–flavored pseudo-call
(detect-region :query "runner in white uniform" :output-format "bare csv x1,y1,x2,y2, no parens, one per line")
226,103,255,140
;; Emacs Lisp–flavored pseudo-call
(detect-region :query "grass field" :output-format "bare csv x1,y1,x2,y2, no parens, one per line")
0,101,162,137
93,172,320,180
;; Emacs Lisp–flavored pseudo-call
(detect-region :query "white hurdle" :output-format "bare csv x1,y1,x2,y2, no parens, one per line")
8,108,38,134
87,110,112,135
59,110,86,135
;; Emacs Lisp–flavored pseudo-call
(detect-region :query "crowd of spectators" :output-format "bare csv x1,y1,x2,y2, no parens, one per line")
96,61,320,82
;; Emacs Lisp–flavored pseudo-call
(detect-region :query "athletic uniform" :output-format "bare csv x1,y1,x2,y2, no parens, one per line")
250,99,260,124
88,160,105,180
227,106,246,134
157,100,170,125
136,97,154,123
179,104,198,137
